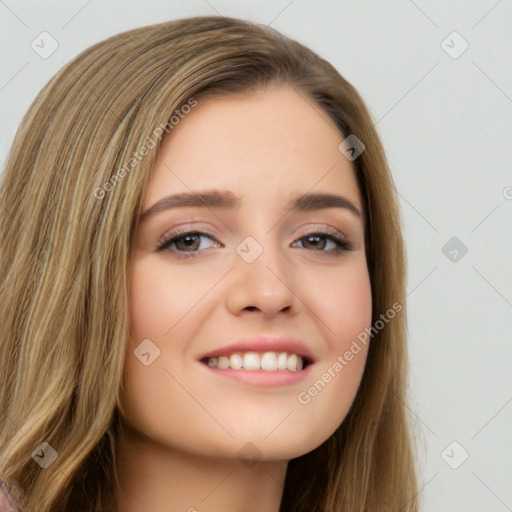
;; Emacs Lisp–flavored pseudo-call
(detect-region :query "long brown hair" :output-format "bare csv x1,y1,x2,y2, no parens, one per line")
0,16,419,511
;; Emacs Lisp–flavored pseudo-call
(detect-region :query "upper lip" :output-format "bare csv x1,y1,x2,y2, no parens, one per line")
199,336,317,363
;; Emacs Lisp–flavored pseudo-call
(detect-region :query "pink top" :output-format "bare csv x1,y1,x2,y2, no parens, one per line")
0,481,24,512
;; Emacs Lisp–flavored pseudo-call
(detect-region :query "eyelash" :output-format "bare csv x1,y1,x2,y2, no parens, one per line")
156,227,352,257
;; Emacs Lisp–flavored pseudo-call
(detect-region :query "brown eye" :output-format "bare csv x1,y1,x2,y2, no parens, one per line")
157,231,220,254
301,235,329,250
294,232,351,253
173,234,202,252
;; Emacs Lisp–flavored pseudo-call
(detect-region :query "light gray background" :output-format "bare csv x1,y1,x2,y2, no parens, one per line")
1,1,511,510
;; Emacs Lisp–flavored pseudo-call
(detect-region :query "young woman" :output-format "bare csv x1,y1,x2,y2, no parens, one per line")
0,16,419,511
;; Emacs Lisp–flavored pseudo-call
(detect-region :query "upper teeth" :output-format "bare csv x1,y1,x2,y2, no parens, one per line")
206,351,304,371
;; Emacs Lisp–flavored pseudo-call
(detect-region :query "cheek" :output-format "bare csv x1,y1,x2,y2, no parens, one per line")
128,256,229,343
121,260,176,439
121,259,222,449
127,257,205,355
310,259,373,343
293,261,372,442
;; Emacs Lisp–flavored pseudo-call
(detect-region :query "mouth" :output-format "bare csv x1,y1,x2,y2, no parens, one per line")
200,351,313,371
197,336,316,386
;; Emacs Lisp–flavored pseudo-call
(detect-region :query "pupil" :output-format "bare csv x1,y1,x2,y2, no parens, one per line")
180,235,198,250
307,236,323,249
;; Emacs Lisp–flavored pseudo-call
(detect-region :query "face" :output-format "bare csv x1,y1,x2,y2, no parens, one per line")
120,85,372,461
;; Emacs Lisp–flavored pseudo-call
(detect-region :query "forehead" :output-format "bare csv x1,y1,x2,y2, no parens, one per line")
143,85,362,212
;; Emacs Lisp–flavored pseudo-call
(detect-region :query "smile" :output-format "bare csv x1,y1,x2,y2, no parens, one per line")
201,351,309,371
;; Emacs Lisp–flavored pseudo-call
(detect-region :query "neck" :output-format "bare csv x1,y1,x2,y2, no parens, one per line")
113,421,287,512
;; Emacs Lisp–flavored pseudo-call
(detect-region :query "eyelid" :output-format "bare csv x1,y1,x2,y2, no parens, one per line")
156,224,220,249
296,223,347,239
156,224,353,255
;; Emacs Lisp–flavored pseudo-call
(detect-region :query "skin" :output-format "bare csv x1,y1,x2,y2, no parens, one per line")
115,84,372,511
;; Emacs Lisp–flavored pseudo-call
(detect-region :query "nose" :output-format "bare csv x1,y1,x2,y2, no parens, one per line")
225,237,298,317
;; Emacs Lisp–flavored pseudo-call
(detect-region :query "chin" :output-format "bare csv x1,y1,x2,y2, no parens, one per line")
200,420,338,462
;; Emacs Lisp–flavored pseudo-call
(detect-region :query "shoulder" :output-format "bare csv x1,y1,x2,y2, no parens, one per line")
0,480,23,512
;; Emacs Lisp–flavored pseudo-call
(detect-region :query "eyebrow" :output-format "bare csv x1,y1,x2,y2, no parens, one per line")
139,190,362,220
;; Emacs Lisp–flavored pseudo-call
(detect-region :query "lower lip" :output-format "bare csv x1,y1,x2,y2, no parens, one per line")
200,362,313,387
